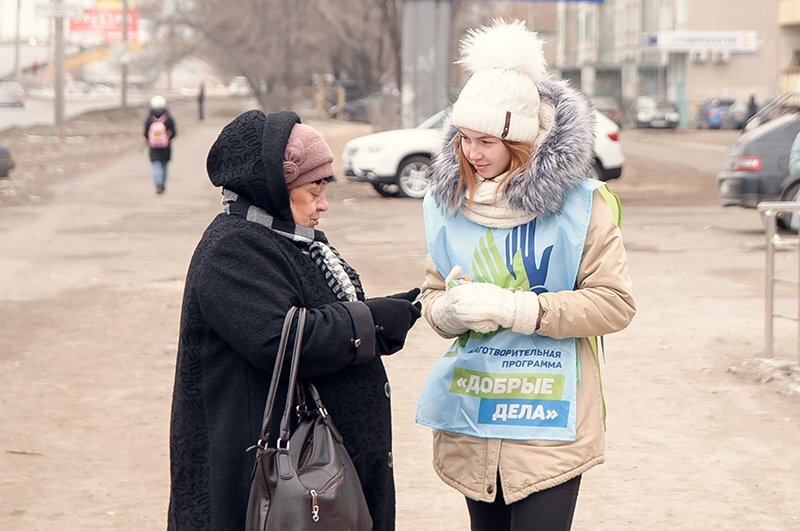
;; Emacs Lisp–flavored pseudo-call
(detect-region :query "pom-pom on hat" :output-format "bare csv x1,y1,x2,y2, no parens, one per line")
283,124,335,190
452,19,547,143
150,95,167,110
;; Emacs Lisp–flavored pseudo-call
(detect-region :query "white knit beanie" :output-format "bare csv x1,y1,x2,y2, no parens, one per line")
150,95,167,110
452,19,547,143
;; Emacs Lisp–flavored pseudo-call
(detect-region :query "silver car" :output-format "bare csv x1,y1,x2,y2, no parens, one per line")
0,82,25,107
627,96,679,129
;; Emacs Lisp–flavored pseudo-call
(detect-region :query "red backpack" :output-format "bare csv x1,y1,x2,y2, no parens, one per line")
147,114,170,148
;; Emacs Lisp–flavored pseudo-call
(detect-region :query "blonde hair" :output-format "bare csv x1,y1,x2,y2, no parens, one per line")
451,135,534,211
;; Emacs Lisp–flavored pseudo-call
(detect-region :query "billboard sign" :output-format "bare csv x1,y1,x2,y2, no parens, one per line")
643,31,758,53
69,7,139,43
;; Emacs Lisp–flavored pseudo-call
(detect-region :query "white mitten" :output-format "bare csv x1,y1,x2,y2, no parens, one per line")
449,284,541,335
430,264,542,335
429,266,470,336
510,290,541,335
448,282,514,333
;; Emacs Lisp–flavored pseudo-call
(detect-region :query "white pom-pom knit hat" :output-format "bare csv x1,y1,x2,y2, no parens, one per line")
452,19,547,143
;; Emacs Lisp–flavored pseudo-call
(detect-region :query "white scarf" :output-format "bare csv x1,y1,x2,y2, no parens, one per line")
459,173,537,228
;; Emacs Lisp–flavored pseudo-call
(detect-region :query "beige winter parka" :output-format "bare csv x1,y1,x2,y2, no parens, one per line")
420,189,635,503
419,79,636,504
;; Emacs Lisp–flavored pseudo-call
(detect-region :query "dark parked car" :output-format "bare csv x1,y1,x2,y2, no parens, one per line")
0,145,15,177
717,112,800,227
627,96,679,128
323,80,364,110
328,96,371,122
721,101,750,130
0,81,26,107
328,94,388,122
696,98,735,129
590,96,623,126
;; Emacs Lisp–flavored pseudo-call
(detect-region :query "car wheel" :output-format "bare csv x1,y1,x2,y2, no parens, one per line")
777,181,800,232
397,156,432,199
371,183,401,197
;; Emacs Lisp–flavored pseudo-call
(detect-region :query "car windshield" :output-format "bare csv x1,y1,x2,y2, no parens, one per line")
418,110,447,129
636,97,658,110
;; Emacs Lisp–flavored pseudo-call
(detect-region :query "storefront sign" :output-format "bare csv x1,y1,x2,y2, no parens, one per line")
644,31,758,53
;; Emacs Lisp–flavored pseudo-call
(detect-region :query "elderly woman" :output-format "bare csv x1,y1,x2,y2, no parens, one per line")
168,110,420,530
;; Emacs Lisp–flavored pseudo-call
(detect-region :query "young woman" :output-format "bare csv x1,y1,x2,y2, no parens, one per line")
143,95,176,194
417,20,637,530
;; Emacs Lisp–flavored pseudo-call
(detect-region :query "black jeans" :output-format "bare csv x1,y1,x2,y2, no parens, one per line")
465,475,582,531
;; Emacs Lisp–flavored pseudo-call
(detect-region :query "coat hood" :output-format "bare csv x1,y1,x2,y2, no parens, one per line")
206,109,301,222
429,78,595,217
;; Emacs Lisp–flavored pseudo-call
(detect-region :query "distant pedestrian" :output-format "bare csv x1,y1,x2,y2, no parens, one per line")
31,58,40,76
144,95,177,194
198,82,206,121
746,94,758,122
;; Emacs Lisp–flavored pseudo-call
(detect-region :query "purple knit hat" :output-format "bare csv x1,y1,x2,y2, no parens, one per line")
283,124,335,190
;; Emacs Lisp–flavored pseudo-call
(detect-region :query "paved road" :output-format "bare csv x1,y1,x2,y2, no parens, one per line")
0,93,150,132
620,127,739,175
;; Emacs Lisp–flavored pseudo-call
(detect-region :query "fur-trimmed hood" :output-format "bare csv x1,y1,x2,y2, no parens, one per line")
429,78,595,217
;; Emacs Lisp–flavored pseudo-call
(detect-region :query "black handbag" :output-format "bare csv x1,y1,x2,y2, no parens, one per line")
245,307,372,531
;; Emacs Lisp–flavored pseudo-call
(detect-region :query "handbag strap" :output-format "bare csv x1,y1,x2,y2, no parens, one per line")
277,308,307,448
306,382,344,444
256,306,301,446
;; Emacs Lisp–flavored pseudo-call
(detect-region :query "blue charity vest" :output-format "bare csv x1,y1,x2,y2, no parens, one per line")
416,179,604,441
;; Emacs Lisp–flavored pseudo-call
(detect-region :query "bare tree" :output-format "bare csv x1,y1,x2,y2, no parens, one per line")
172,0,401,110
316,0,402,91
374,0,402,90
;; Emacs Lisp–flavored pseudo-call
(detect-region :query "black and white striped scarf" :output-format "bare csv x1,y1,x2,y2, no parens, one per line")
222,189,363,302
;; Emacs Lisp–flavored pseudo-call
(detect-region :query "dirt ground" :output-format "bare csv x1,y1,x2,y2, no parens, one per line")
0,98,798,530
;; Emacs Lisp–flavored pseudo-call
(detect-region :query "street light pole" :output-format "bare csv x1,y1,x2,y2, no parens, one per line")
121,0,129,108
54,0,65,130
14,0,22,79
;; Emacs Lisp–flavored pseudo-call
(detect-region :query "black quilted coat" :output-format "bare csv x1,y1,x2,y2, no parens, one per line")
167,110,395,530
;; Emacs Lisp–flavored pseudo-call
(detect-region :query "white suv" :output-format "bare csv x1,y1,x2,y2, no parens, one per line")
341,109,624,198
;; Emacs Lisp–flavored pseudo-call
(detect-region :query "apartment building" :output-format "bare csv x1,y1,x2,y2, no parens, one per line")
555,0,787,126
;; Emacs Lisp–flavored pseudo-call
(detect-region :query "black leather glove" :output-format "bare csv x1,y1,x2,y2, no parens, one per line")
387,287,421,303
364,290,422,355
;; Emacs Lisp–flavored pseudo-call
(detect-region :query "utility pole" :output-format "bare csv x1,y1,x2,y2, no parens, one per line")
121,0,130,108
401,0,451,128
14,0,22,79
54,0,65,131
674,0,688,127
34,0,80,133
